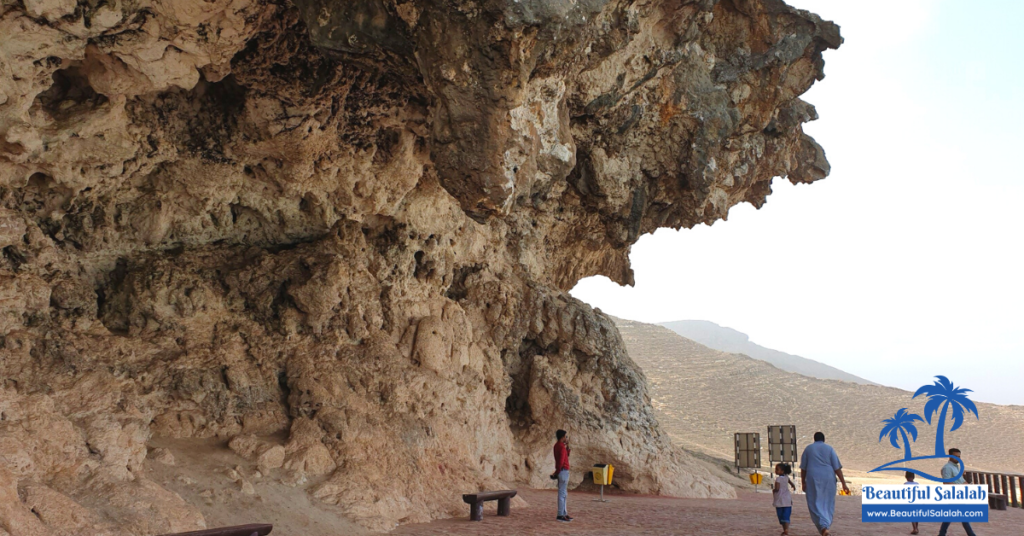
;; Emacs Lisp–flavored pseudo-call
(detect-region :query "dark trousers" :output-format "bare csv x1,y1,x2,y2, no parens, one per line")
938,522,976,536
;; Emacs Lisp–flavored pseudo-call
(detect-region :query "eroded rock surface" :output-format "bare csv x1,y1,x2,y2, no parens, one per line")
0,0,839,532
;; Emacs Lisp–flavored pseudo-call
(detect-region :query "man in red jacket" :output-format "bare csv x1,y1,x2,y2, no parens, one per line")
550,429,573,522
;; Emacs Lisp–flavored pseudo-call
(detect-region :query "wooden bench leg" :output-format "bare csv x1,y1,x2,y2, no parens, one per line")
470,501,484,521
497,497,511,516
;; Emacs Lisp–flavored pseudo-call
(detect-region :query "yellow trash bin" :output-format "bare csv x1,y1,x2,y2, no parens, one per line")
592,464,614,486
749,473,763,485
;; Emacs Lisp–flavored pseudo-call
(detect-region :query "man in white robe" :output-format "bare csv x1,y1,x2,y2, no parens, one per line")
800,431,850,536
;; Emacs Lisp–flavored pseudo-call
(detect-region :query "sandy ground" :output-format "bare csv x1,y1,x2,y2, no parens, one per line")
393,488,1023,536
144,440,1021,535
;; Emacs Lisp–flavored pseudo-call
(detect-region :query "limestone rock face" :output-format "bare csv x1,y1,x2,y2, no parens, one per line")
0,0,839,532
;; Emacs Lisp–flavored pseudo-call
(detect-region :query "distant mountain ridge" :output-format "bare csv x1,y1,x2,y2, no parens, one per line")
659,320,876,385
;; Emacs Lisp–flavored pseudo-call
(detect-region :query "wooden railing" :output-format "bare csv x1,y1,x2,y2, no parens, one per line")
964,471,1023,508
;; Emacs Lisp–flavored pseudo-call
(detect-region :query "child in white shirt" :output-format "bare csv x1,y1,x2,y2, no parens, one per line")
773,463,796,535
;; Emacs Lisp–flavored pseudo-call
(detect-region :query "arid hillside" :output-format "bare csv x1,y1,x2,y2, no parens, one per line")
616,318,1024,474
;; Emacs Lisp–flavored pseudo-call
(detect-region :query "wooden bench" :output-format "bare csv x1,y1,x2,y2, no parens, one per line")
158,524,272,536
990,494,1008,511
462,490,517,521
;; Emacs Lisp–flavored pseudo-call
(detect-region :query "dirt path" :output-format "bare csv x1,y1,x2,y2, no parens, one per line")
393,489,1023,535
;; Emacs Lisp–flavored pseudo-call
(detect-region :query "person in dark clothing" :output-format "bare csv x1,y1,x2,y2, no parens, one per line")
550,429,573,522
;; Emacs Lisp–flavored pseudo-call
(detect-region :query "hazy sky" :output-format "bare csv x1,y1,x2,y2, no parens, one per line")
571,0,1024,405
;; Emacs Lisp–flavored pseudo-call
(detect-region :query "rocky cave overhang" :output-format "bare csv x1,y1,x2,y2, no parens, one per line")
0,0,839,533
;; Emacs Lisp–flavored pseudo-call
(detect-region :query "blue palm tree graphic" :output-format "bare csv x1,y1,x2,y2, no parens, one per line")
869,376,978,482
879,408,923,460
913,375,980,457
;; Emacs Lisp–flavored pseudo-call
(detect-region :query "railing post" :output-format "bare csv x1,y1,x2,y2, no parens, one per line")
1019,476,1024,508
985,473,993,492
995,473,1002,495
1009,474,1019,508
1001,475,1009,499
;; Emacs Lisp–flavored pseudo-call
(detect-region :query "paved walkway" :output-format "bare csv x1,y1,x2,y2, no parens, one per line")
394,489,1023,535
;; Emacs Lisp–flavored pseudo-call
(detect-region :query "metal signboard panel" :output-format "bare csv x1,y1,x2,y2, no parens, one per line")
734,432,761,469
767,425,797,463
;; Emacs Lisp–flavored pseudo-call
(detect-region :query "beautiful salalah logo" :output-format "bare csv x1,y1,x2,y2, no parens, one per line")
869,376,980,482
